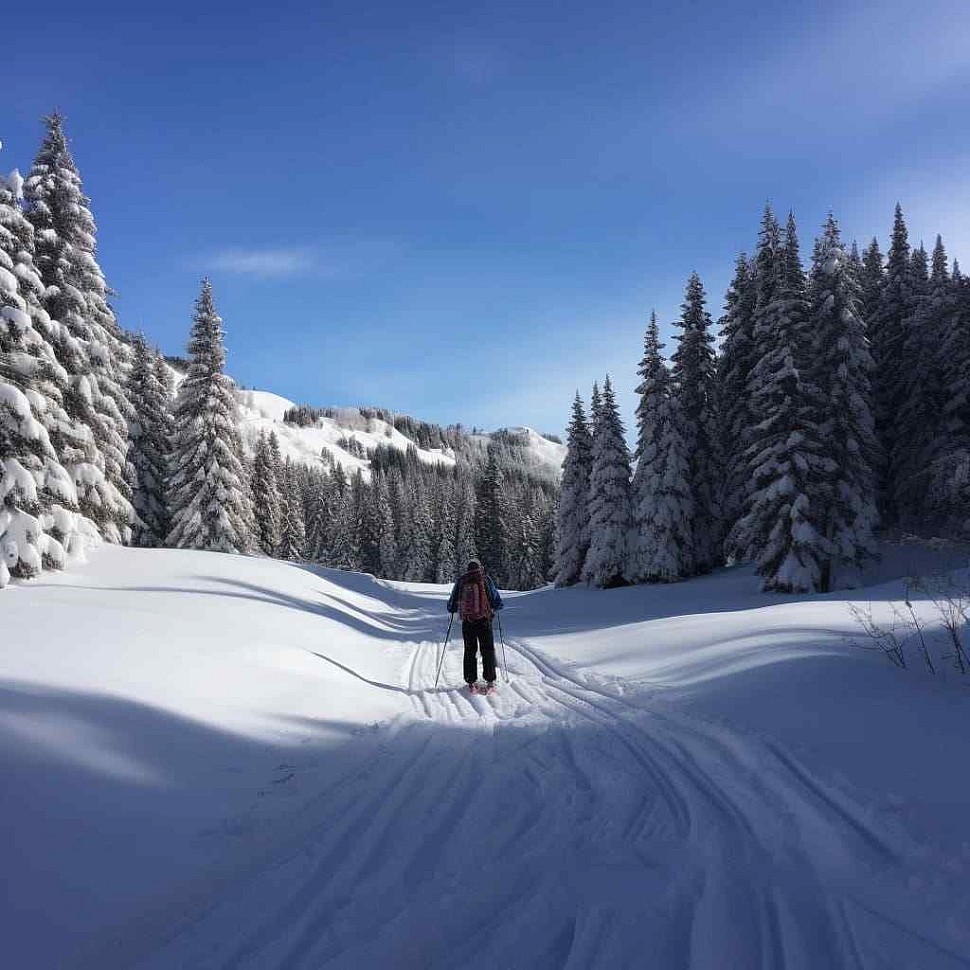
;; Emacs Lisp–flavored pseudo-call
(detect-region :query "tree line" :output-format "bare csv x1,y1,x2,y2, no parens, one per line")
556,206,970,593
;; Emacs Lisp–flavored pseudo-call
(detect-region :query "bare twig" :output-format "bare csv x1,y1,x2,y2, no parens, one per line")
903,581,936,674
847,601,908,669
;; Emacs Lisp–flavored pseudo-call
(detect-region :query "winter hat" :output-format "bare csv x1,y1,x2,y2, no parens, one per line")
467,558,482,572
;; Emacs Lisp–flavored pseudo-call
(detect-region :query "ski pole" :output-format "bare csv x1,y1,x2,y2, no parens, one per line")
497,612,509,683
434,613,455,690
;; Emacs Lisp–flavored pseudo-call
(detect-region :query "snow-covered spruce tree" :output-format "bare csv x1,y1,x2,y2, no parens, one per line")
127,335,173,546
360,471,393,575
278,458,306,561
453,475,478,574
301,465,329,561
311,464,346,564
553,392,592,586
892,239,948,528
266,432,298,559
582,375,633,588
404,481,434,582
808,214,878,588
933,265,970,531
847,240,863,280
868,205,916,526
154,353,177,446
728,206,782,567
374,472,398,577
858,239,884,326
510,494,546,589
539,490,557,581
629,312,693,582
433,482,457,584
358,473,383,575
0,165,94,585
671,272,721,573
717,254,757,556
166,280,253,553
730,209,829,592
589,380,602,433
24,113,133,542
250,432,282,555
475,446,505,582
330,470,364,571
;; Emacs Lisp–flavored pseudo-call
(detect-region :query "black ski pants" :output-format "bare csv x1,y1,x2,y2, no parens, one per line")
462,618,496,684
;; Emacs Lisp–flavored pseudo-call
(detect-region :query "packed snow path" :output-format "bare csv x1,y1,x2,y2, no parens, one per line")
142,650,967,970
3,547,970,968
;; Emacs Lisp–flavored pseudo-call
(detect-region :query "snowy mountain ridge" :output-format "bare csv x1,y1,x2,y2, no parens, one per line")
166,362,567,482
237,389,566,481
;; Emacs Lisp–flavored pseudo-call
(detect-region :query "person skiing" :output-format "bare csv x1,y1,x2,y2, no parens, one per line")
447,558,503,693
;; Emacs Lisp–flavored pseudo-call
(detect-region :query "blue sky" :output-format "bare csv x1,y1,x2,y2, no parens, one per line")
4,0,970,436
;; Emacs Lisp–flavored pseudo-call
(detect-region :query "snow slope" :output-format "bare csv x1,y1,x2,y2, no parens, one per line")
233,388,566,481
164,361,567,480
235,391,459,479
2,545,970,968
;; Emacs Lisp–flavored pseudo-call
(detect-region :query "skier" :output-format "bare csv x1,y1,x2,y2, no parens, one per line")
447,558,503,693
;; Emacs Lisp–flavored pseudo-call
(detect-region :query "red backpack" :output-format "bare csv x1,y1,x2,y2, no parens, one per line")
460,573,492,621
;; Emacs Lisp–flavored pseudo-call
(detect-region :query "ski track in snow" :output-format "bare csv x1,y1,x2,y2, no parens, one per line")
108,595,970,970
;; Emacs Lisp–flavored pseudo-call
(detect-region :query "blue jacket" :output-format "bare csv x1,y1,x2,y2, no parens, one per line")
447,570,503,615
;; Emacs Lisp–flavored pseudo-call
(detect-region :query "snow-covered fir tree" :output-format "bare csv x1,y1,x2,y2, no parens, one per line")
433,482,457,584
374,472,398,577
166,280,253,553
731,209,829,592
858,239,884,325
582,375,633,588
402,481,434,582
629,312,693,582
475,446,505,582
300,465,329,560
933,261,970,531
127,335,172,546
453,476,478,573
24,113,133,542
847,240,863,280
250,432,282,555
553,392,592,586
277,458,306,561
299,466,319,555
360,470,393,575
155,354,176,446
808,214,878,587
671,272,721,573
311,464,346,562
868,205,915,525
718,254,757,557
0,170,89,584
589,380,602,432
892,237,948,527
509,491,545,589
330,470,363,570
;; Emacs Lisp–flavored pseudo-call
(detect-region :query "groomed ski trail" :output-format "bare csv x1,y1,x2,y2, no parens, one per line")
132,594,970,970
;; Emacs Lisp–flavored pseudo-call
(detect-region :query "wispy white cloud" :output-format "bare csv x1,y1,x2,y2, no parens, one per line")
205,247,318,279
200,239,401,281
705,1,970,131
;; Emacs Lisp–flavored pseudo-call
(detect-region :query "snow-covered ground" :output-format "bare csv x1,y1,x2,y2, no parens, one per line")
2,543,970,968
